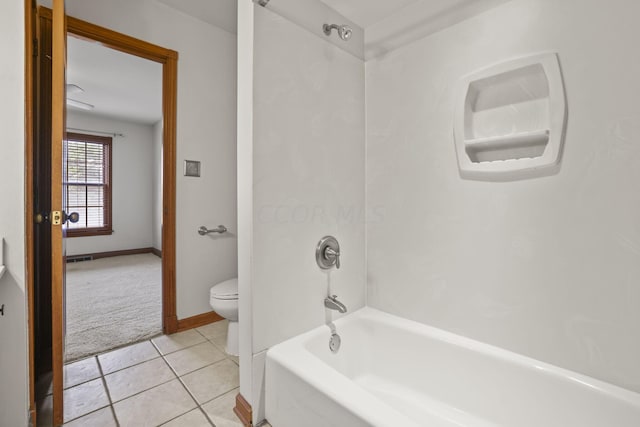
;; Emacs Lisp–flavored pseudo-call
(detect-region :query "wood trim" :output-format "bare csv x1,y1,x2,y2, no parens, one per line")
234,393,253,427
162,55,178,334
165,315,179,335
66,247,156,261
151,247,162,258
66,228,113,237
176,311,224,332
25,0,36,424
50,2,66,423
34,0,54,392
29,408,37,427
38,7,177,63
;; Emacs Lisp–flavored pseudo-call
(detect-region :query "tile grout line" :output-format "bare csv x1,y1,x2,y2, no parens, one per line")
96,354,121,427
62,326,232,426
102,363,189,425
105,380,190,424
152,332,211,358
176,380,217,427
164,359,216,426
66,332,164,366
58,358,112,425
100,355,162,377
153,337,215,425
158,327,238,426
101,346,179,405
199,387,241,409
155,341,207,356
195,326,239,366
157,333,232,427
176,362,239,426
108,376,179,406
98,339,163,371
59,358,102,393
170,355,234,380
156,407,214,427
63,348,198,392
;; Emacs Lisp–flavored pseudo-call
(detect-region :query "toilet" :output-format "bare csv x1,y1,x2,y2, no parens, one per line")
209,278,239,356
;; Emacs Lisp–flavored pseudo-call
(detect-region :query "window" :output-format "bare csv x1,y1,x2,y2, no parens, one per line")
64,132,113,237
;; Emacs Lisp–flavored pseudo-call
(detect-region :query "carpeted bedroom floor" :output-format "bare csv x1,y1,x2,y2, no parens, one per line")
65,253,162,362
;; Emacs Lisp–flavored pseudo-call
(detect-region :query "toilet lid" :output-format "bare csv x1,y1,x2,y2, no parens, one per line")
211,278,238,300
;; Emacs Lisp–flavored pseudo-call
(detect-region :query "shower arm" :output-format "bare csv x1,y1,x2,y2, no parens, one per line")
323,24,340,36
322,23,353,41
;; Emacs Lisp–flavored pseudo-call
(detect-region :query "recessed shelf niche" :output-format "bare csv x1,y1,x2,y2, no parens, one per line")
454,53,567,181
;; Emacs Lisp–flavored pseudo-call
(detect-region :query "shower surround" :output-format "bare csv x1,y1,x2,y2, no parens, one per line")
239,0,640,424
367,0,640,393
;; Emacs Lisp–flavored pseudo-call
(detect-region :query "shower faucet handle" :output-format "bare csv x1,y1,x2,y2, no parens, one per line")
324,247,340,269
316,236,341,270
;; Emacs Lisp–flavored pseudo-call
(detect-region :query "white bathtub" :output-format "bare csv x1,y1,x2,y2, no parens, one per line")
265,307,640,426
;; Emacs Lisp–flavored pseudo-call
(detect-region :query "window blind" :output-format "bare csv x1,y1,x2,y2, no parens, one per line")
64,133,112,236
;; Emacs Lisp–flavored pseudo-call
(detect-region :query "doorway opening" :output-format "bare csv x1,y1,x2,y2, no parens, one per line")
29,7,178,425
63,34,164,362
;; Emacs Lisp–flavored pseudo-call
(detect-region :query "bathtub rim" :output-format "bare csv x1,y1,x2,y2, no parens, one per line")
266,306,640,414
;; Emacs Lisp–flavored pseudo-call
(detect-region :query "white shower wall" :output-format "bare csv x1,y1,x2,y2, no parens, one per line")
366,0,640,393
246,4,366,420
252,5,366,355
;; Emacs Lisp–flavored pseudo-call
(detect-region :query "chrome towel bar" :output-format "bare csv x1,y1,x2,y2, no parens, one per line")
198,225,227,235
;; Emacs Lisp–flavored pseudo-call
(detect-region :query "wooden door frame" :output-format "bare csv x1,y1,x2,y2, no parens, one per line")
50,2,65,424
26,5,179,424
24,0,37,422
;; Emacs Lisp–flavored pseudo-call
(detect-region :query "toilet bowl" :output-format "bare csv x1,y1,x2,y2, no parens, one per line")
210,278,239,356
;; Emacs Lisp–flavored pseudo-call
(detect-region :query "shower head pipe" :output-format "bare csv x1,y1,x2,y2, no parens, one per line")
323,23,353,41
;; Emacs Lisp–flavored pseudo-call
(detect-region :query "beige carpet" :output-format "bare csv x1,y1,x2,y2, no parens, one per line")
65,253,162,362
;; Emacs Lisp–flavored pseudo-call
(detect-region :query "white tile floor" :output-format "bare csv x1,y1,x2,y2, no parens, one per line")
37,320,244,427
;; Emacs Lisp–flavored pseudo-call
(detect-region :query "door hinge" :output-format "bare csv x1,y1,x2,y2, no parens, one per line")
51,211,62,226
33,38,38,57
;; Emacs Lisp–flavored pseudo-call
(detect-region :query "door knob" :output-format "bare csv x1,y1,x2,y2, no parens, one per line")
63,211,80,224
35,211,80,225
35,212,50,224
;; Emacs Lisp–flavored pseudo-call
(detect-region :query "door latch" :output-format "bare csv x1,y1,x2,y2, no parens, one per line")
41,211,80,226
51,211,63,225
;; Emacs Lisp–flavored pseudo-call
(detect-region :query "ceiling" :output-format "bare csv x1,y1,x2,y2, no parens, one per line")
66,36,163,124
157,0,237,34
151,0,506,35
62,0,506,125
318,0,420,28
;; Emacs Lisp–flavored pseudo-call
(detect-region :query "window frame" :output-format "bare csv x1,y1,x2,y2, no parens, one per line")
64,132,113,238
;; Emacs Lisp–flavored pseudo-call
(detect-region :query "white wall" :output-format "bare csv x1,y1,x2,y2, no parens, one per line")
152,120,163,252
367,0,640,393
237,0,254,409
59,0,238,318
0,2,29,426
66,111,155,256
247,5,366,421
